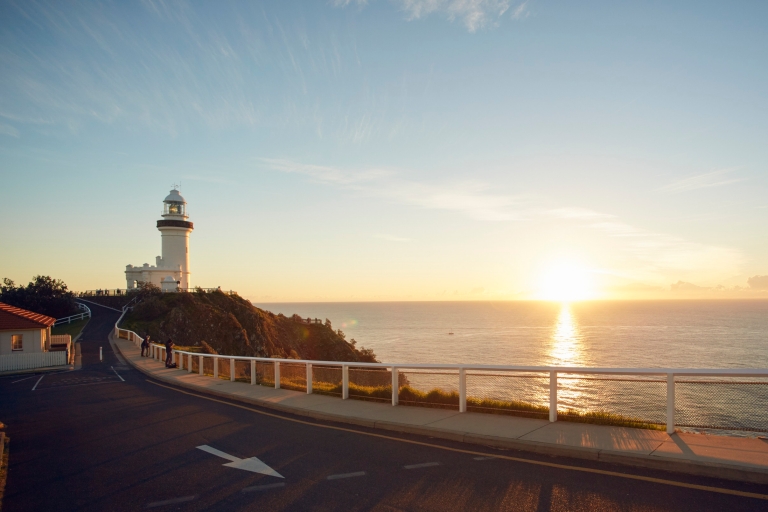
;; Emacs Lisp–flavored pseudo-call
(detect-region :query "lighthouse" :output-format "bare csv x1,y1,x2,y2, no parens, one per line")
125,188,194,291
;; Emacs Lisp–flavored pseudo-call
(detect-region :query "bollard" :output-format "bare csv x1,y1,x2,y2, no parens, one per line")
213,356,218,379
230,358,235,382
459,368,467,413
306,363,313,394
100,346,103,362
251,360,256,385
199,354,204,376
188,353,193,373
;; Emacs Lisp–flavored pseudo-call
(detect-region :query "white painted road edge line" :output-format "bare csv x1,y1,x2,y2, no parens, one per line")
31,375,44,391
11,375,37,384
327,471,366,480
146,495,197,508
404,462,440,469
241,483,287,493
111,366,125,382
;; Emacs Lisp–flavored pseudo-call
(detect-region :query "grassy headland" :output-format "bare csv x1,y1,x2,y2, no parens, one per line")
120,288,377,362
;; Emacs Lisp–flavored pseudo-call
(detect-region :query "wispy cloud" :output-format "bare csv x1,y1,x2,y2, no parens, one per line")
261,158,529,221
659,168,745,193
0,123,20,137
264,158,745,282
335,0,526,32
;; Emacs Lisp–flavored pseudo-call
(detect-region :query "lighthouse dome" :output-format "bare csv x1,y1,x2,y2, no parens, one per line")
164,189,186,203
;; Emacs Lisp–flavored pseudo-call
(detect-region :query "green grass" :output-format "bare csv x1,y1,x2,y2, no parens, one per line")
190,371,665,431
51,318,89,338
310,381,663,430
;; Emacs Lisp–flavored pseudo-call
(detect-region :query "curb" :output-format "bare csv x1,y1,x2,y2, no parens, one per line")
113,340,768,485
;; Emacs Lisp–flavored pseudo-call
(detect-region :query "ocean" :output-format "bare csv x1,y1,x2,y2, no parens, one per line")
254,301,768,434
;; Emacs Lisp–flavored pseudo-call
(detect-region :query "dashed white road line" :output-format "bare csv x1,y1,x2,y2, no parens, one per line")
111,366,125,382
327,471,366,480
146,495,196,508
404,462,440,470
241,483,286,493
474,456,498,461
31,375,44,391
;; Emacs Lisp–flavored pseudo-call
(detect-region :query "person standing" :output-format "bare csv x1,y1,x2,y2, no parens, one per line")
141,334,150,357
165,338,174,367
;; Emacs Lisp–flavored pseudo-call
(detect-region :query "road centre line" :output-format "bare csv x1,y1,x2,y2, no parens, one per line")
146,379,768,502
404,462,440,469
111,366,125,382
241,483,286,492
327,471,366,480
146,495,197,508
31,375,44,391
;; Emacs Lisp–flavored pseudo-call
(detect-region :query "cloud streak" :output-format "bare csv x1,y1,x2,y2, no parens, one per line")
335,0,526,32
263,158,745,282
659,168,745,193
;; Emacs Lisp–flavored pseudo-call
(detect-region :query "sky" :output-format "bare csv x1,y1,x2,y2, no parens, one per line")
1,0,767,302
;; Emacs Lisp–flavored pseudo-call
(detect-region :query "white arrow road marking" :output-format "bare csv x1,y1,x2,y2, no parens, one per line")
196,445,284,478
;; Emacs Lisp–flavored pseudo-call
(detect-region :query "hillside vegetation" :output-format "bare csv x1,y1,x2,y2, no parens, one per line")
121,288,377,362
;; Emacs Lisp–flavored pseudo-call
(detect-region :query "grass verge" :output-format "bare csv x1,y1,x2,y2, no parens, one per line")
52,318,89,338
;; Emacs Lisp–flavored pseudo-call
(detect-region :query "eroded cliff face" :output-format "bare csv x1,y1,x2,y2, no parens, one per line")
121,290,377,362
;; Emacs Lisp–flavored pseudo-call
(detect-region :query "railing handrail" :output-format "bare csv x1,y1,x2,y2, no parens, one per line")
53,303,92,326
130,341,768,377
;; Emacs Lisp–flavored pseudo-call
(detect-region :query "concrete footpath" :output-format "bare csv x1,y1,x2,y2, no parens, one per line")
112,336,768,485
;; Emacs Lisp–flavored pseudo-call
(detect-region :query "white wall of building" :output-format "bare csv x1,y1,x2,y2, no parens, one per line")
0,328,46,355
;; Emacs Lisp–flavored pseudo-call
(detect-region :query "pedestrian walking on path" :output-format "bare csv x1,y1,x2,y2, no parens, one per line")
141,334,150,357
165,338,176,368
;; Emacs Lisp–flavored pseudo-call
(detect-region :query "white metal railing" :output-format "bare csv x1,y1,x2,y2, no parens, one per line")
112,316,768,435
54,303,91,326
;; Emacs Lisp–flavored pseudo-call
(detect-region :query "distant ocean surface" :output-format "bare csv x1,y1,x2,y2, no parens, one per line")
254,301,768,369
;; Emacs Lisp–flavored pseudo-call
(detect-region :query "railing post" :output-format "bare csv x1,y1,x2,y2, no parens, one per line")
230,358,235,382
391,367,399,406
251,360,256,385
274,362,280,389
179,352,184,370
549,371,558,422
666,373,675,435
213,356,219,379
342,365,349,399
199,355,204,376
459,368,467,413
188,354,192,373
306,363,313,394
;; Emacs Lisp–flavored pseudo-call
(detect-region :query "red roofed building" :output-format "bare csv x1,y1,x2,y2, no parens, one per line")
0,302,56,356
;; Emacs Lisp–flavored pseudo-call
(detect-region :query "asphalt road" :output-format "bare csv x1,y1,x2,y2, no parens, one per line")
1,303,767,511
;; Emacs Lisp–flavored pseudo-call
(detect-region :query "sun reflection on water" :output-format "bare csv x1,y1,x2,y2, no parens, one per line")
548,303,583,367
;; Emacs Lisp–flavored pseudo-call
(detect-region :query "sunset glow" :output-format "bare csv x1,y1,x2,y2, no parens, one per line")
537,263,597,302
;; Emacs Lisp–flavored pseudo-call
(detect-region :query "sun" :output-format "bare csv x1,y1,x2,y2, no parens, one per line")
537,262,596,301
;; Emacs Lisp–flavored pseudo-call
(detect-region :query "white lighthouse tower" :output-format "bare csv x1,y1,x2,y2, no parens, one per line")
125,188,194,291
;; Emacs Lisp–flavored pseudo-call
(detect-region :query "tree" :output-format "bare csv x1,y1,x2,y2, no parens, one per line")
0,275,78,318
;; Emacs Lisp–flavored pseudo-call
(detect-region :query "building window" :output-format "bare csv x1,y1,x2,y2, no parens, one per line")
12,334,23,351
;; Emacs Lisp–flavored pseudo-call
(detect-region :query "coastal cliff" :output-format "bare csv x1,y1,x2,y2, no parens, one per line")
120,289,377,362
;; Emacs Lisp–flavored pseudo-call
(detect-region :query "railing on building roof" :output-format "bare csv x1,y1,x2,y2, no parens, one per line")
77,287,235,297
